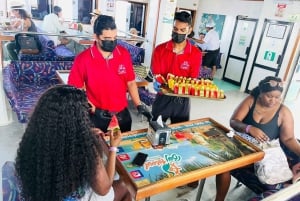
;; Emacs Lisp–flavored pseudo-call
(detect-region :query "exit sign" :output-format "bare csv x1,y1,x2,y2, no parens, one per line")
264,51,276,61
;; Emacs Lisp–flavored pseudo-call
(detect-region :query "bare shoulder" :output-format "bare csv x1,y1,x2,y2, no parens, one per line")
240,95,254,108
279,104,293,117
278,104,294,134
278,104,294,126
231,95,254,119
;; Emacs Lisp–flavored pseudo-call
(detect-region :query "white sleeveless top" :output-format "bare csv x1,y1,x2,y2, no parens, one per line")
79,187,115,201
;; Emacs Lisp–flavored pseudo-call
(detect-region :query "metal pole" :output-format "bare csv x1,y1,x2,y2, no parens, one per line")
195,179,206,201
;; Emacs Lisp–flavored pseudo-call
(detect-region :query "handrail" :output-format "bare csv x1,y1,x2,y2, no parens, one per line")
2,30,92,38
118,29,149,42
2,30,148,42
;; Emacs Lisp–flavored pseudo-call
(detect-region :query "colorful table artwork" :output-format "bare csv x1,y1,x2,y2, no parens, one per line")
114,120,257,188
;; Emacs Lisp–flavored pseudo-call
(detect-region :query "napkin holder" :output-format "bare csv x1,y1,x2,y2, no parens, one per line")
147,121,171,146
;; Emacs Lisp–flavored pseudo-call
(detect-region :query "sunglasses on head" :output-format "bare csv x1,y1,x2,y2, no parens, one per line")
264,80,284,88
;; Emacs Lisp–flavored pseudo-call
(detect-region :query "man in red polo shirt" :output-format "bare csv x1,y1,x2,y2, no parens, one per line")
151,11,202,123
151,12,229,200
68,15,151,132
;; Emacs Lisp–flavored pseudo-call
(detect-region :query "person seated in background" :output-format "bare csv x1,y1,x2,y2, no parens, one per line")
42,5,66,46
194,32,209,79
15,85,132,201
42,6,86,55
90,9,101,26
187,31,203,78
217,76,300,200
196,32,207,52
197,23,220,79
5,1,40,60
128,27,143,47
187,30,198,47
85,9,100,34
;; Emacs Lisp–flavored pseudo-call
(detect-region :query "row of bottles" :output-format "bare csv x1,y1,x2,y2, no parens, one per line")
172,83,225,99
165,73,225,99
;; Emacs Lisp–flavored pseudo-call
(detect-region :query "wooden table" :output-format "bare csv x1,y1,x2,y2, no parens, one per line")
99,118,264,201
55,70,148,88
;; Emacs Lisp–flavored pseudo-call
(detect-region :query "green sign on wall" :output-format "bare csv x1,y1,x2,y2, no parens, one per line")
264,51,276,61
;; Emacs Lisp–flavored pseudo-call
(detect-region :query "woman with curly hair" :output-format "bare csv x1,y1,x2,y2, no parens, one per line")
15,85,131,201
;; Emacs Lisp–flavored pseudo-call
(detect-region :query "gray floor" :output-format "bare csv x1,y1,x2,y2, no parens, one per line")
1,83,299,201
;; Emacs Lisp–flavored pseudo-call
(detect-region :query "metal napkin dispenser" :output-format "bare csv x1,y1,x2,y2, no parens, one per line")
147,121,171,146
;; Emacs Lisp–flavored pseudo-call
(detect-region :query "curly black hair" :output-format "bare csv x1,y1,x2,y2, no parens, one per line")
15,85,103,201
250,76,283,98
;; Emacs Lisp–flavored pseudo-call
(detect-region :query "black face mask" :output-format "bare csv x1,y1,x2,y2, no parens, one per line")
100,39,117,52
172,32,186,44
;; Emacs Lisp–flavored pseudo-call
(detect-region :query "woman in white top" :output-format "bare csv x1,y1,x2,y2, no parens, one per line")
42,5,66,45
15,85,132,201
5,2,40,60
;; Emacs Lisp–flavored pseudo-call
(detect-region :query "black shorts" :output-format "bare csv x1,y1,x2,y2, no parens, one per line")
151,94,190,124
202,48,220,68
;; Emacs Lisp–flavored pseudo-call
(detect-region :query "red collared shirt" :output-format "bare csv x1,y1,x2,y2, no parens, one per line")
151,39,202,79
68,41,135,112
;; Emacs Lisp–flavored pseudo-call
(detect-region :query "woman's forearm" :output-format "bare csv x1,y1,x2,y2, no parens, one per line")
230,119,249,133
106,150,117,183
284,138,300,157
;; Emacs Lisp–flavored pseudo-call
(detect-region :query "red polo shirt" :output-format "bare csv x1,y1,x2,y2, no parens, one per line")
151,39,202,79
68,42,135,112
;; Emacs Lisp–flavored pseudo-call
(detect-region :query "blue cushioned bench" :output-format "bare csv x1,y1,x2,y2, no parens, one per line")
17,33,76,61
3,39,145,123
117,39,145,65
2,60,73,123
2,161,22,201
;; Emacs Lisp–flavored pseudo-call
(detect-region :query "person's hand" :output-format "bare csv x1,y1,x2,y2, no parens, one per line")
153,80,161,92
248,126,269,142
88,101,96,114
137,104,152,121
292,163,300,183
292,163,300,175
109,129,122,147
